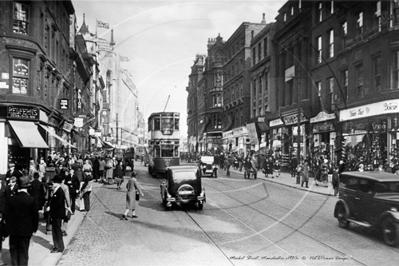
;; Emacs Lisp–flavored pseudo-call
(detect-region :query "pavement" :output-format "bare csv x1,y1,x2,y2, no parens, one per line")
1,182,103,266
229,167,336,196
0,167,334,266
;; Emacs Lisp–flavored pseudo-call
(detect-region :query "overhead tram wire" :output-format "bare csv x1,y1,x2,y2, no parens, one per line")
163,95,170,113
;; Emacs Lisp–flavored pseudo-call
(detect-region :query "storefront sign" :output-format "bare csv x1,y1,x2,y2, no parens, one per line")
7,106,39,120
63,122,73,132
269,118,283,127
340,99,399,121
74,117,84,128
312,121,335,133
60,99,69,110
223,126,248,139
247,123,259,145
282,113,308,126
310,111,335,123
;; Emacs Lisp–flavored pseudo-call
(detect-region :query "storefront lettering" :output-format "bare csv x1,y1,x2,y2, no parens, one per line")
7,106,39,120
283,113,307,126
384,102,398,111
312,122,335,133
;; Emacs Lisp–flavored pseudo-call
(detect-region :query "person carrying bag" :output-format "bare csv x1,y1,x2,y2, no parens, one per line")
121,171,144,220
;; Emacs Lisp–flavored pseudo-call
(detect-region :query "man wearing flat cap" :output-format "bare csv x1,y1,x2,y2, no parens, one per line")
4,176,38,266
5,163,22,183
48,174,66,253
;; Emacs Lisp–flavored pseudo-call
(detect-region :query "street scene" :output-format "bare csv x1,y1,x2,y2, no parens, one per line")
2,0,399,265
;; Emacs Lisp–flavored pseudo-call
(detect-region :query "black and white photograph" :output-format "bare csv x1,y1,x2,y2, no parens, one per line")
1,0,399,265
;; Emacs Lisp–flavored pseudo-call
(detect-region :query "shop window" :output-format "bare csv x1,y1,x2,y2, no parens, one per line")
12,58,29,95
13,2,29,34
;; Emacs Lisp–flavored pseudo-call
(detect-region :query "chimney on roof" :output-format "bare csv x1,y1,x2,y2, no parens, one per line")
261,13,266,24
110,28,116,46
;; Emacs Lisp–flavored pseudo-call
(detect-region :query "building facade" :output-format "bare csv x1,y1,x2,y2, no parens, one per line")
0,0,85,173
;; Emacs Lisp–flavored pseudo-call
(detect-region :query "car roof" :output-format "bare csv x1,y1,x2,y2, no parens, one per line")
341,171,399,182
167,165,198,171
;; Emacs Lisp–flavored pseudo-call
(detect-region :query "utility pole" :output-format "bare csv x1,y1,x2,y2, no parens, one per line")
296,71,301,185
116,112,119,146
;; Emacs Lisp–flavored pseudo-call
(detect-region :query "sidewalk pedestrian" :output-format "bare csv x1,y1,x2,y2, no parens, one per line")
105,157,114,184
121,172,144,220
38,158,47,182
5,176,39,265
48,175,65,253
114,160,124,190
290,156,298,177
0,174,10,266
274,159,281,178
98,157,105,183
298,160,309,188
79,173,93,212
28,172,46,212
60,176,71,236
65,169,80,215
225,155,233,177
332,165,340,197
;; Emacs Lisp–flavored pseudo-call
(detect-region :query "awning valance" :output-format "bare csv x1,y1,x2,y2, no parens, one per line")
39,125,77,149
9,121,49,149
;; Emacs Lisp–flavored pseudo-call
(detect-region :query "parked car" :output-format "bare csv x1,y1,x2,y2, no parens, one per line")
160,165,206,210
334,171,399,246
199,156,218,178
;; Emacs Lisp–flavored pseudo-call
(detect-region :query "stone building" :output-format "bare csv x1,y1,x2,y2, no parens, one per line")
0,0,86,173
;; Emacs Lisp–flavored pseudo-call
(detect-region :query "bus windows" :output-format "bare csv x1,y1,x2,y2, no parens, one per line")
175,118,179,130
154,146,161,158
161,145,174,157
174,145,179,157
154,118,160,130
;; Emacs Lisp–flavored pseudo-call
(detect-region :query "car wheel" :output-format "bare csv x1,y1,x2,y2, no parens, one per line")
162,192,167,206
336,204,349,229
382,218,399,246
198,202,203,210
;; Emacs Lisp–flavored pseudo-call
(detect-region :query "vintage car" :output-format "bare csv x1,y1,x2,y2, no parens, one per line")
334,171,399,246
199,156,218,178
160,165,206,210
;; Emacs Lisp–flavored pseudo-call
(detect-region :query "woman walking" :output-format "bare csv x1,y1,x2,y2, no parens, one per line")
114,160,124,190
79,173,93,212
105,157,114,184
298,160,310,188
122,171,144,220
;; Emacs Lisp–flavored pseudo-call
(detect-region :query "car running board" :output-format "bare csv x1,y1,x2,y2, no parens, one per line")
347,219,372,228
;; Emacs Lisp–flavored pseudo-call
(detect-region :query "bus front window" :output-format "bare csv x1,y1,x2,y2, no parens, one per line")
174,145,179,157
154,118,160,130
161,145,174,157
154,146,160,158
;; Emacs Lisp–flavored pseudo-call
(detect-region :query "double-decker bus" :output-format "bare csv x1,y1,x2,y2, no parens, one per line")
147,112,180,177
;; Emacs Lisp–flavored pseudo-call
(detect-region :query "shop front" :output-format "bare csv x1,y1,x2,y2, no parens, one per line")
310,111,336,168
222,126,248,156
280,110,309,172
0,105,49,173
339,100,399,170
204,132,222,154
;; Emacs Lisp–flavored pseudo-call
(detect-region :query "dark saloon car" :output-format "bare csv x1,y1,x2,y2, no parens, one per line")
160,166,206,210
334,171,399,246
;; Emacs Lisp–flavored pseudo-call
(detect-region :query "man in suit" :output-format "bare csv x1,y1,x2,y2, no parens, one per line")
48,174,66,253
5,176,38,266
5,163,22,183
0,174,11,265
28,172,46,211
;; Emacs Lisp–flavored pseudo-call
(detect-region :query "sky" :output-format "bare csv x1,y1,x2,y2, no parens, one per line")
72,0,286,137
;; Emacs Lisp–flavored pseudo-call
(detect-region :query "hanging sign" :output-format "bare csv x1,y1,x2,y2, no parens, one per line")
60,99,69,110
74,117,84,128
7,106,39,120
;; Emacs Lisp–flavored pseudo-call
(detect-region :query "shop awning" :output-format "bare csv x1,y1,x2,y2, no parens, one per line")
39,125,77,149
9,121,49,149
96,136,114,150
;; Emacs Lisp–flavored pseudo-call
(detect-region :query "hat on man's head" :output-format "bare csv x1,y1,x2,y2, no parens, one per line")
9,163,15,168
18,176,31,188
52,175,63,184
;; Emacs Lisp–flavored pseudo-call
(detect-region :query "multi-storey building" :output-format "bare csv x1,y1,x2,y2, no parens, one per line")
202,35,224,153
221,21,266,155
186,54,205,153
0,0,88,173
272,0,313,171
249,17,276,152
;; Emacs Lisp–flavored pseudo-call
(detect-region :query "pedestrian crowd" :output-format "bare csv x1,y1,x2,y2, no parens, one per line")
0,151,133,266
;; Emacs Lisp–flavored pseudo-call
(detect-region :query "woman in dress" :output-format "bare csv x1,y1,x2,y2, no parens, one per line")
105,157,114,184
121,171,144,220
114,160,124,190
79,173,93,212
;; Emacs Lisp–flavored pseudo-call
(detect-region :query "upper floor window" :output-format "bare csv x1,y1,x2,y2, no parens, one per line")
284,12,287,22
327,29,334,59
316,36,322,64
12,58,29,94
356,64,364,98
258,43,261,62
13,2,29,34
299,0,301,10
317,2,323,23
375,1,382,32
327,77,334,110
263,38,268,57
341,21,347,49
329,1,334,15
373,55,382,91
291,6,294,16
341,69,348,101
316,81,322,111
356,12,364,36
252,47,256,65
393,51,399,89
